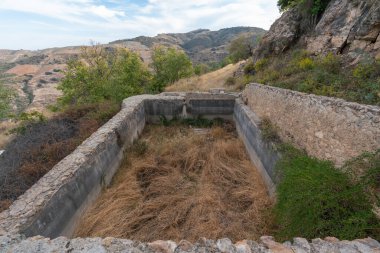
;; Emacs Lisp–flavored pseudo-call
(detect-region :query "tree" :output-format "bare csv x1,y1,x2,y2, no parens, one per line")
228,36,256,63
0,82,14,119
58,45,152,105
151,46,194,92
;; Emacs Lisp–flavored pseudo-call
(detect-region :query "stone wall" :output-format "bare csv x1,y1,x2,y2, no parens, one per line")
2,234,379,253
243,83,380,166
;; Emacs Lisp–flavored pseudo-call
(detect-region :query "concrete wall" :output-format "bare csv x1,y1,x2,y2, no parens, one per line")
243,84,380,166
234,99,280,195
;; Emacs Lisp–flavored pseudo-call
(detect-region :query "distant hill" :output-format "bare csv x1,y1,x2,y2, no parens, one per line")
111,27,266,65
0,27,265,115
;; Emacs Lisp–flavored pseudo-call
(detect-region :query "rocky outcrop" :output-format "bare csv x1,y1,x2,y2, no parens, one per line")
254,0,380,61
1,234,379,253
254,8,302,59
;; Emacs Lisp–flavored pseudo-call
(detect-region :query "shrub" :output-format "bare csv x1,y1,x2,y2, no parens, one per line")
58,45,152,105
0,82,14,119
259,117,281,143
151,46,194,92
225,76,236,86
255,58,269,72
243,60,256,75
194,64,210,76
229,36,256,63
318,52,341,73
353,63,376,80
274,146,379,241
298,57,315,70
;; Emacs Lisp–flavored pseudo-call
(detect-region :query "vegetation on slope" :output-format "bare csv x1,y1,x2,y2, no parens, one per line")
75,121,273,242
166,62,244,92
0,82,14,119
243,51,380,105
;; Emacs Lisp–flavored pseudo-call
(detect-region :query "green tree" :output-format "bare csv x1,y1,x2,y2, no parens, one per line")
228,36,256,63
194,64,210,76
151,46,194,92
58,45,152,105
0,82,14,119
278,0,330,15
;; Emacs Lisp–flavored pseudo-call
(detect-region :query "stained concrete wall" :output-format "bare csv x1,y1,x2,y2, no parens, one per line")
243,83,380,166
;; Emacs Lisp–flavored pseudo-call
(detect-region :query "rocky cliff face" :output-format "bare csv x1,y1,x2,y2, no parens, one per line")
254,0,380,62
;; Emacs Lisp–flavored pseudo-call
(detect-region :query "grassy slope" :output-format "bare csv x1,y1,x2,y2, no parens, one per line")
166,62,244,92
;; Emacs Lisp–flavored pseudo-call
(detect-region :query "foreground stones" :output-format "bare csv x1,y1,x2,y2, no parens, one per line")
1,234,379,253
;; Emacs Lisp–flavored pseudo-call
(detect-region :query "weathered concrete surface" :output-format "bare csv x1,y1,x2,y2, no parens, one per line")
0,93,238,239
1,234,379,253
234,99,280,195
243,84,380,166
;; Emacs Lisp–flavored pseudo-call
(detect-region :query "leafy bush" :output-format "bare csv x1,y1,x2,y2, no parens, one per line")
0,82,14,119
353,62,380,80
225,76,236,86
274,146,380,241
151,46,194,92
58,45,152,105
298,57,315,70
194,64,210,76
319,52,340,73
229,36,256,63
278,0,331,16
254,58,269,72
259,117,281,143
244,60,256,75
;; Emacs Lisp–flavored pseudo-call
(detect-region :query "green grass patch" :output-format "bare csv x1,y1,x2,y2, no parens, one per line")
274,145,380,241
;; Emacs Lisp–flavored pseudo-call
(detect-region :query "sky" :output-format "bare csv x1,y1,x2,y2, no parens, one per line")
0,0,281,50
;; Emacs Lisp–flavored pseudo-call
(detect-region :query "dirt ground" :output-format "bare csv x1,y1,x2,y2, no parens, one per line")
75,123,274,242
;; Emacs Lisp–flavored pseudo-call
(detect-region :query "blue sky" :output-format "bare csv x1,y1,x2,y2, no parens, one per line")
0,0,280,50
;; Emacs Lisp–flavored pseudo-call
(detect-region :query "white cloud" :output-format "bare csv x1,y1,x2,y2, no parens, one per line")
0,0,281,50
89,5,125,19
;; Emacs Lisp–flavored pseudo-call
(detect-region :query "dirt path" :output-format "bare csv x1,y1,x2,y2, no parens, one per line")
75,123,273,242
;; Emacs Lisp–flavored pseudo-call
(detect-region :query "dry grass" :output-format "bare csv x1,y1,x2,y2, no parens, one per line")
0,102,119,212
165,62,243,92
75,123,274,242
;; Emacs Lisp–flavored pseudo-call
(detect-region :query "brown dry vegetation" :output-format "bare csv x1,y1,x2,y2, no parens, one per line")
0,102,119,212
75,123,273,242
165,62,243,92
